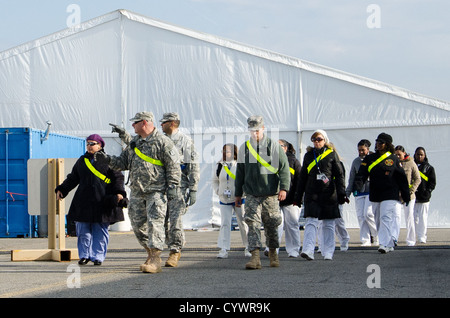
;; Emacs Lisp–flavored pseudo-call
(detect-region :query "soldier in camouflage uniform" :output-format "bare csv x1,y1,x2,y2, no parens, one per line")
160,112,200,267
97,112,181,273
235,115,290,269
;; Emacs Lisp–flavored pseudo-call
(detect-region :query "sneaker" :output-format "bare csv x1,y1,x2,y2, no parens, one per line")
378,246,394,254
244,248,252,257
361,241,372,247
217,249,228,259
323,254,333,260
340,241,349,251
300,251,314,260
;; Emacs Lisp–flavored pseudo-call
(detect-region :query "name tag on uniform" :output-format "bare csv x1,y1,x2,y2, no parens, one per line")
317,173,329,184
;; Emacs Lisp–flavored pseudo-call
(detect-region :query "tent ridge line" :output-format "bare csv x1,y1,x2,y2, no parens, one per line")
119,9,450,109
0,11,122,60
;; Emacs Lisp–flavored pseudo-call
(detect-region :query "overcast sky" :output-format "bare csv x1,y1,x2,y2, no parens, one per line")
1,0,449,102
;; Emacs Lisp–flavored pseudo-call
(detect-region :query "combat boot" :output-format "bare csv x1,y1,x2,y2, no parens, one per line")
139,247,152,272
165,250,181,267
245,248,261,269
269,248,279,267
141,248,162,273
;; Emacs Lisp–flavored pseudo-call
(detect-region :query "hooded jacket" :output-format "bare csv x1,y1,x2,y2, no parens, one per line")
55,151,126,224
296,145,346,220
415,158,436,203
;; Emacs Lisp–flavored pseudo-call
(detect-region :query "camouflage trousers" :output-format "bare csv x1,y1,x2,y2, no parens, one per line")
128,191,167,251
164,186,188,252
244,194,282,251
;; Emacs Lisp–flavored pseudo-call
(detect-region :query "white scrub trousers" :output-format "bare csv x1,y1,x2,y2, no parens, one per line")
217,203,249,251
414,202,429,243
355,195,378,245
302,217,336,260
371,200,398,248
401,199,416,246
279,204,301,257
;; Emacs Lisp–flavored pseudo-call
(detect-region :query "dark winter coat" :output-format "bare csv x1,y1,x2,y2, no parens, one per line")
279,151,302,206
295,146,346,220
55,151,126,224
354,151,410,203
415,158,436,203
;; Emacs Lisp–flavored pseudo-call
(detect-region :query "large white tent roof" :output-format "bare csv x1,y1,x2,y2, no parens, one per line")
1,9,449,228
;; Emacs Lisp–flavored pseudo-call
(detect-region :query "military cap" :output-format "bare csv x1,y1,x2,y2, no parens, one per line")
160,112,180,123
129,111,154,123
247,115,264,130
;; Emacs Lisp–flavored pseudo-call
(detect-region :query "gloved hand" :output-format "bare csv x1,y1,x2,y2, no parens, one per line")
118,197,129,208
109,123,131,144
94,151,111,164
110,123,124,134
338,194,349,205
167,186,178,200
187,190,197,206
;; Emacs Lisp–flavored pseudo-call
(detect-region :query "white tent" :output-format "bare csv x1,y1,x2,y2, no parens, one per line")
1,9,449,228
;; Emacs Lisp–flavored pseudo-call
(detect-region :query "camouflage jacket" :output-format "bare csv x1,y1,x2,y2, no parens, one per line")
109,128,181,194
167,130,200,191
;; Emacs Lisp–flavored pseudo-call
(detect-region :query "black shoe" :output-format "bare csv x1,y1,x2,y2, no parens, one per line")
78,258,89,265
93,260,102,266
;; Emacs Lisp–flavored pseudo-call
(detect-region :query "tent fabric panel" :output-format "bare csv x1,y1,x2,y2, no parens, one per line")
121,18,300,134
300,70,450,131
0,52,31,126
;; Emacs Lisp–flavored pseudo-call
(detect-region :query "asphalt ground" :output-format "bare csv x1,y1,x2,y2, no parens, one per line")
0,228,449,309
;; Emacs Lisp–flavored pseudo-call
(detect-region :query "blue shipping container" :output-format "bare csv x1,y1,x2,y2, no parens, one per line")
0,128,85,237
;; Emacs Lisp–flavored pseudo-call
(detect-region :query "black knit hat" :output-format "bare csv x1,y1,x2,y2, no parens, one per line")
376,132,393,144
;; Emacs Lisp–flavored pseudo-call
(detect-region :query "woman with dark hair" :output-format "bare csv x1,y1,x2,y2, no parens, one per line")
273,139,302,258
212,143,250,258
355,133,410,254
296,130,347,260
413,147,436,243
56,134,127,265
346,139,378,246
394,145,421,246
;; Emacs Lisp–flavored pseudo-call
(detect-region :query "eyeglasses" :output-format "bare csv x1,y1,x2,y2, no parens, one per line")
311,138,324,142
133,120,144,125
87,142,99,146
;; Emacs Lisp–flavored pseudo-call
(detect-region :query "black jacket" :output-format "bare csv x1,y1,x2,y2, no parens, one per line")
296,146,346,219
55,152,126,224
415,158,436,203
279,151,302,206
355,151,410,203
